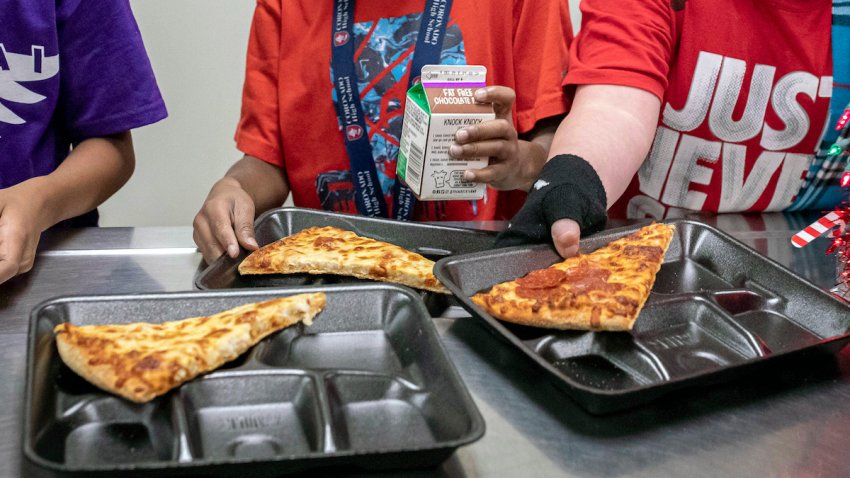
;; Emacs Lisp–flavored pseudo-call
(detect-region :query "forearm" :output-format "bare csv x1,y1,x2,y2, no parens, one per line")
219,155,289,214
548,85,661,207
517,116,561,191
22,132,135,231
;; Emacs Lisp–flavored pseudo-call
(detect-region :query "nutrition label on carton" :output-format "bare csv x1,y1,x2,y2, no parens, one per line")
397,65,494,201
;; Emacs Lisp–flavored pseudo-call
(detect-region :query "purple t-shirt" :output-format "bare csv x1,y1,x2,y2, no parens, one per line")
0,0,167,226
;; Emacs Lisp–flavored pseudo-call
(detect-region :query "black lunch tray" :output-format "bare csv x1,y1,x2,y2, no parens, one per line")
24,285,484,477
434,219,850,414
194,207,496,293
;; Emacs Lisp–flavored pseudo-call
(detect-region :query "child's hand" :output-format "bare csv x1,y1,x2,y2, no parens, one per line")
449,86,546,191
193,177,260,264
0,183,46,284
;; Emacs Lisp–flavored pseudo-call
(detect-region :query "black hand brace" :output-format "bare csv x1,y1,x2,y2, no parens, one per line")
495,154,608,248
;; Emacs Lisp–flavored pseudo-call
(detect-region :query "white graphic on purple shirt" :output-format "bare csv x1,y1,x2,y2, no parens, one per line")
0,44,59,125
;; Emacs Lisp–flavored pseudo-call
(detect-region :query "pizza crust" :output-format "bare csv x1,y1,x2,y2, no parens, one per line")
239,226,448,294
472,296,636,331
54,293,326,402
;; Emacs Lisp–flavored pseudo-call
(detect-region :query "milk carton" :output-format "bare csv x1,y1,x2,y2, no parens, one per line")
397,65,495,200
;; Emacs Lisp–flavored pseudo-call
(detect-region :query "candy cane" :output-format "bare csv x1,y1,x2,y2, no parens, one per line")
792,211,847,248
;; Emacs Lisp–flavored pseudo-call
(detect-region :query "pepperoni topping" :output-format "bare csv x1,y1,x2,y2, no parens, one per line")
516,268,567,289
516,287,552,300
516,261,624,303
560,261,618,293
516,285,569,302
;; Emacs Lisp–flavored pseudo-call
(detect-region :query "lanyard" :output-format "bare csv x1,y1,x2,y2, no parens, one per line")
331,0,453,220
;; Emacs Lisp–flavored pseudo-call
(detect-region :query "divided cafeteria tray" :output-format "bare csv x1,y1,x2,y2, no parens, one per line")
434,219,850,414
24,285,484,476
195,207,496,294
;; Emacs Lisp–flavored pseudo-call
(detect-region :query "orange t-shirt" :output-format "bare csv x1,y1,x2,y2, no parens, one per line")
235,0,572,221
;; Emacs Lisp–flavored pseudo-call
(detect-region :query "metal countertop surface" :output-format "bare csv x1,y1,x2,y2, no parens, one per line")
3,214,849,477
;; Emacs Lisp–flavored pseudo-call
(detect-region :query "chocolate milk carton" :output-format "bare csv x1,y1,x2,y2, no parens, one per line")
397,65,494,200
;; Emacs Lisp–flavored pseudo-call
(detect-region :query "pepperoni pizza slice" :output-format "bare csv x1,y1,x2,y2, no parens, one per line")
238,226,448,293
54,293,326,402
471,223,675,331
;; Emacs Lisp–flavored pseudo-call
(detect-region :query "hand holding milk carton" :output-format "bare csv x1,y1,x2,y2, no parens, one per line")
397,65,495,201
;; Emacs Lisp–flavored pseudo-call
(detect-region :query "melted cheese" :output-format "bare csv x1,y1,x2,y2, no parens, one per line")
54,293,326,402
239,226,447,293
472,223,675,331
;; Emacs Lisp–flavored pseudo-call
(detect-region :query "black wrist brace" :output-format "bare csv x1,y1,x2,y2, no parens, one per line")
495,154,608,248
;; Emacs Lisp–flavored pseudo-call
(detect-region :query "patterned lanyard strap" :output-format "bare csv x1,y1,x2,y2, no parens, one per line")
330,0,453,220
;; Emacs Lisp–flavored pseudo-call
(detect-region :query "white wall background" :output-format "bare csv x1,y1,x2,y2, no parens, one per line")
100,1,583,227
99,0,255,226
570,1,582,34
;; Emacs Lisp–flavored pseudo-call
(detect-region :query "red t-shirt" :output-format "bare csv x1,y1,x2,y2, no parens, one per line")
565,0,833,219
235,0,572,221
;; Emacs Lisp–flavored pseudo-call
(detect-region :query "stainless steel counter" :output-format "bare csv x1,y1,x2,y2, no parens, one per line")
4,214,850,477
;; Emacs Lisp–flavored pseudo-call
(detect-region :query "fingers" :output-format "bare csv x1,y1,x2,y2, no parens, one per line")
193,180,261,264
450,119,518,165
551,218,581,258
474,86,516,119
193,198,239,263
450,139,513,161
192,216,225,264
0,227,24,284
453,119,516,147
450,118,521,189
463,162,511,187
232,200,259,252
212,217,241,259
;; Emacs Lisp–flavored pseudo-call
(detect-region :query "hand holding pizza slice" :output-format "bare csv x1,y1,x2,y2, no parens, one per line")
472,223,675,331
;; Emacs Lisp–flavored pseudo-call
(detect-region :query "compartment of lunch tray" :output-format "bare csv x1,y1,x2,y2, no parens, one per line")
181,374,323,459
673,221,777,291
725,310,822,353
632,297,760,377
710,289,773,315
651,257,736,294
550,354,649,391
53,361,102,398
537,332,665,390
29,317,176,467
258,293,428,387
34,393,176,466
63,421,174,466
326,374,465,452
260,329,409,376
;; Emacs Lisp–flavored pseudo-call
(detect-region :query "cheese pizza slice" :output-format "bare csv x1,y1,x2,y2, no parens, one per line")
54,293,326,403
472,223,675,331
238,226,449,294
